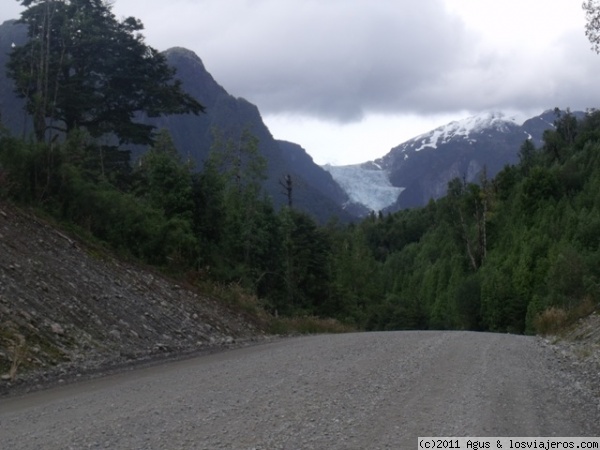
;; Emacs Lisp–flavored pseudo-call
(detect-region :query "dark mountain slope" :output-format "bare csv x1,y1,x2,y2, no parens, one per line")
383,112,539,209
155,48,353,222
0,20,350,222
276,140,356,215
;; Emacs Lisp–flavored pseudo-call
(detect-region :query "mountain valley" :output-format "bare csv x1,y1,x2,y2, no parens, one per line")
0,19,572,221
1,4,600,394
323,110,577,214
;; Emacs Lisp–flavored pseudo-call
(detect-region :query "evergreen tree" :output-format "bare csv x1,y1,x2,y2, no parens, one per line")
278,209,333,314
518,139,538,175
8,0,204,144
132,130,196,266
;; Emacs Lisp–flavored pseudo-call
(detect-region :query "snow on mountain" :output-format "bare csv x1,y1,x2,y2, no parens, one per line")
323,110,571,215
323,112,520,214
322,162,404,212
387,111,524,159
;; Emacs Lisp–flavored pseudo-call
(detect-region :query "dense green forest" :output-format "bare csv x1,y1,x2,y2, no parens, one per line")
2,0,599,335
2,108,600,334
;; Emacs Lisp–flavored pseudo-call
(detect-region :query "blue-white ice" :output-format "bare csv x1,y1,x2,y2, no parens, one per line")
323,163,404,212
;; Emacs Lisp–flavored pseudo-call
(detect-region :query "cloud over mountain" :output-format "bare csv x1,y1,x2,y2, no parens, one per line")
129,0,600,124
4,0,600,164
197,0,471,122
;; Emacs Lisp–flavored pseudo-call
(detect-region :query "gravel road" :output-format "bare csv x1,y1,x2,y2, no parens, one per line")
1,331,599,449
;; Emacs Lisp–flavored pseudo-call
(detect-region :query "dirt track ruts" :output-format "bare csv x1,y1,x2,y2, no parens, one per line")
1,331,599,449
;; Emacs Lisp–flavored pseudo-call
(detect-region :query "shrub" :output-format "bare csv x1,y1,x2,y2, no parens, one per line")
267,316,355,335
534,307,569,335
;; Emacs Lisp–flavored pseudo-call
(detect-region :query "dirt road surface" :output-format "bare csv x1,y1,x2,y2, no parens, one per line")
1,331,598,449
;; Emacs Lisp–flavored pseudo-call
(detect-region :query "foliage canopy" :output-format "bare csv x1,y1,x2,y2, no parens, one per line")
1,2,599,334
2,108,600,334
8,0,204,144
583,0,600,53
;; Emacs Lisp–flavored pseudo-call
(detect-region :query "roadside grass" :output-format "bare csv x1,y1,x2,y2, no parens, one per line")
534,307,570,336
0,329,27,381
533,298,597,336
535,299,600,374
193,280,271,322
267,316,356,335
195,280,356,336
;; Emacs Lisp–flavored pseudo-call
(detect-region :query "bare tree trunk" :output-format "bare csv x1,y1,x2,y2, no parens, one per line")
32,1,55,142
459,207,479,271
279,174,293,208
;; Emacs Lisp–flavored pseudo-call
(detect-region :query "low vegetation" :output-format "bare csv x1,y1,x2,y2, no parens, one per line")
1,109,599,335
1,0,598,338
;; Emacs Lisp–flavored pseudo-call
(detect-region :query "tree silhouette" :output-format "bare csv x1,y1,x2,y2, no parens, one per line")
8,0,204,144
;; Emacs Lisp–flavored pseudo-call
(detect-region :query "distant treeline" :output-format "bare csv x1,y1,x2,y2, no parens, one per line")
1,108,599,333
2,0,598,333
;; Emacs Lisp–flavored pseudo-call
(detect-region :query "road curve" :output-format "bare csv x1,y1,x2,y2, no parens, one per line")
1,331,598,449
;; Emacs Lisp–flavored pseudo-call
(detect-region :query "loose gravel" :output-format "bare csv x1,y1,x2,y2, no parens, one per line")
1,331,599,449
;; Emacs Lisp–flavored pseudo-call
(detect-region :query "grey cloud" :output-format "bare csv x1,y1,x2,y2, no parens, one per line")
394,27,600,116
196,0,472,122
194,1,600,121
7,0,600,122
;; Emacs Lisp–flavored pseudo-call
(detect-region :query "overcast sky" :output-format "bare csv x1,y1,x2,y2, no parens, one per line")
3,0,600,165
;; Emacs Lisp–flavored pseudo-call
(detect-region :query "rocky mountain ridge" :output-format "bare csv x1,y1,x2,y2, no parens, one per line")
324,110,581,213
0,18,582,221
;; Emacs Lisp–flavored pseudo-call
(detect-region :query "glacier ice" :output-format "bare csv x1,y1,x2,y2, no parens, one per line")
323,164,404,212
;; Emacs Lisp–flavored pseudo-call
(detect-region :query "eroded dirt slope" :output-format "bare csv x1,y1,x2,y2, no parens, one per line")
0,201,265,395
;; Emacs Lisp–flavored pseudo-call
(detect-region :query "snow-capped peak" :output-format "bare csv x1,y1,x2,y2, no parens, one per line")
412,111,520,152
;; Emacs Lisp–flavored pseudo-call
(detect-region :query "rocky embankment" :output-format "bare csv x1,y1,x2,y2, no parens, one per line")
0,201,267,396
544,311,600,402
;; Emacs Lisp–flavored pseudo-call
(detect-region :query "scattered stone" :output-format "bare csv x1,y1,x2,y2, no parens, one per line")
0,202,264,398
108,330,121,340
50,323,65,335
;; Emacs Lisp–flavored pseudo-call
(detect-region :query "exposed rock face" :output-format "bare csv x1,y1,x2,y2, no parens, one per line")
0,201,266,395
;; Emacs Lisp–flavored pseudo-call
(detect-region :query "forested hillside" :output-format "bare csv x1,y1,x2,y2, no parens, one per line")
0,19,353,224
2,106,599,334
1,0,598,336
355,109,600,333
